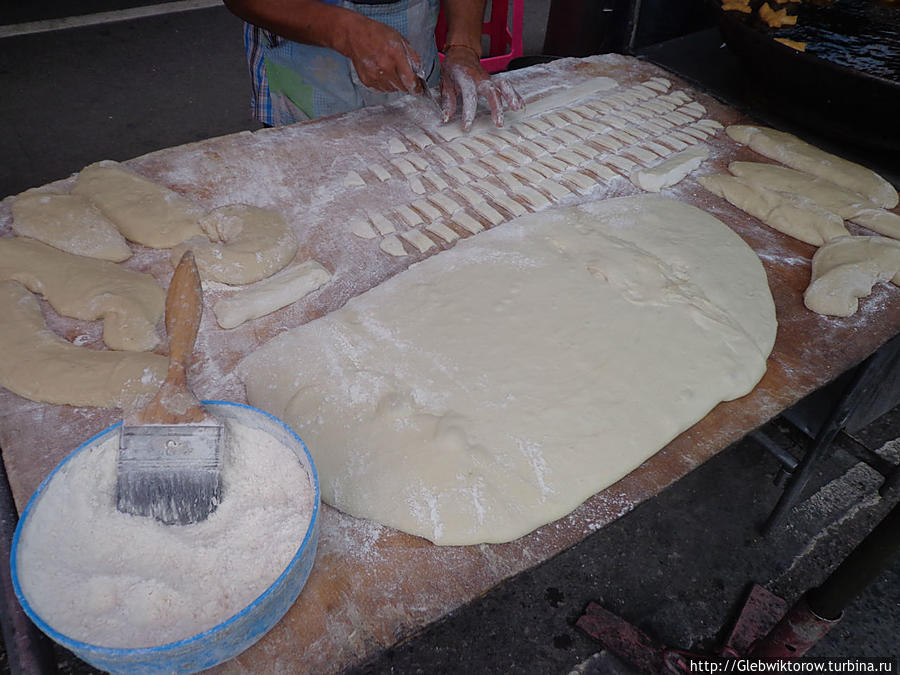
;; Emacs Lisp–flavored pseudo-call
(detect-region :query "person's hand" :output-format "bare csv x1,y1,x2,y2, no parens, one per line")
341,15,422,94
440,44,524,131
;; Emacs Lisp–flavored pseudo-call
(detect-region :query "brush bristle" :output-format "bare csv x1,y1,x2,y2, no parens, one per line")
117,469,221,525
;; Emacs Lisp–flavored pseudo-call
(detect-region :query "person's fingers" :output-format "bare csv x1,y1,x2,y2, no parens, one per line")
498,80,525,112
452,69,478,131
478,80,504,128
440,77,457,124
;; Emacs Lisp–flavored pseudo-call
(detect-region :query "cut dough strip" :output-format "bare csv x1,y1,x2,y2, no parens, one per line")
698,173,849,246
727,125,898,209
0,237,164,352
213,260,332,329
727,161,900,239
0,280,166,408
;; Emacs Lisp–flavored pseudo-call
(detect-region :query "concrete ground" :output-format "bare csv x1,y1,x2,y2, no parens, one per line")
1,3,899,674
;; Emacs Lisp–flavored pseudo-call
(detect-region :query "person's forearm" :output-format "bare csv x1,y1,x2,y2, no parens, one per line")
441,0,486,53
223,0,361,57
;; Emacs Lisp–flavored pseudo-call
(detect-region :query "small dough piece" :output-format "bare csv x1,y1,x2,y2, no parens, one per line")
460,162,490,178
564,171,600,194
349,218,378,239
388,137,408,154
391,158,417,176
11,190,132,262
422,171,449,191
370,164,392,182
699,173,849,246
458,138,491,155
694,119,724,131
515,186,552,209
804,237,900,317
620,146,660,165
471,180,507,201
72,161,204,248
496,173,525,191
213,260,332,329
394,205,424,227
0,237,164,352
492,195,528,217
405,132,433,150
425,221,460,243
428,193,462,215
656,134,690,152
409,176,427,195
380,235,408,257
469,201,505,226
728,161,900,237
592,135,623,152
663,111,693,126
726,125,898,209
445,166,472,185
412,199,442,221
630,144,709,193
583,161,619,183
400,230,436,253
407,154,430,171
512,167,545,184
368,210,397,235
429,147,456,166
0,281,166,408
452,211,484,234
642,140,675,157
604,155,638,173
172,205,298,285
539,179,572,200
556,149,586,167
343,171,366,188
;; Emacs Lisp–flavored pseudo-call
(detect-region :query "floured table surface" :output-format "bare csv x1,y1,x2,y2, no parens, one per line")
2,54,900,673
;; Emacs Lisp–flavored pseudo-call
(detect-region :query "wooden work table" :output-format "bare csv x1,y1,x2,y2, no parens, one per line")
1,54,899,673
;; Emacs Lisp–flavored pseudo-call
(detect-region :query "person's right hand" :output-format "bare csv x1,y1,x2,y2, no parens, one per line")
341,15,422,95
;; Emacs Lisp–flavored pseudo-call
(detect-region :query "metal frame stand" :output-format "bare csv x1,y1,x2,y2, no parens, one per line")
576,500,900,672
753,334,900,534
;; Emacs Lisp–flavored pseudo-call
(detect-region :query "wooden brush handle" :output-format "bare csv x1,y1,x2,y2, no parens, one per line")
133,251,210,425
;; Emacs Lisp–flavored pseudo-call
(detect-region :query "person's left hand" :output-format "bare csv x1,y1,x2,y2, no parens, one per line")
440,45,524,131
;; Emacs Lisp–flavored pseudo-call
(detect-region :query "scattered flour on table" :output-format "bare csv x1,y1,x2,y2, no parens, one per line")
16,418,315,648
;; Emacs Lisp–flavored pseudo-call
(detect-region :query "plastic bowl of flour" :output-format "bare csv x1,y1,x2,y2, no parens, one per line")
11,401,319,675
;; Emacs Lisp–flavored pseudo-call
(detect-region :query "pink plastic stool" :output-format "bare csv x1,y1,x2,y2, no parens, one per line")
435,0,525,73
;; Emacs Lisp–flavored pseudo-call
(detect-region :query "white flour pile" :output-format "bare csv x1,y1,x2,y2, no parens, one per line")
16,417,316,648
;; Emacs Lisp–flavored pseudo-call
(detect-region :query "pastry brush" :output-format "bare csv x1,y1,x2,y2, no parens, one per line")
116,250,224,525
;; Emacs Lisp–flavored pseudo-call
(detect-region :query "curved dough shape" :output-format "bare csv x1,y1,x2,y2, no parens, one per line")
239,195,776,546
11,190,132,262
726,125,898,209
171,204,298,285
0,281,166,408
72,161,204,248
728,162,900,239
699,173,848,246
0,238,164,352
804,236,900,317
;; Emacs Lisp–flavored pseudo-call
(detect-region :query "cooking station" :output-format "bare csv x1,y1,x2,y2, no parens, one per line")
1,1,899,672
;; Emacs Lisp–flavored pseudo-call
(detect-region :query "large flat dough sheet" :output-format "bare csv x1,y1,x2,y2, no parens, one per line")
239,195,777,545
